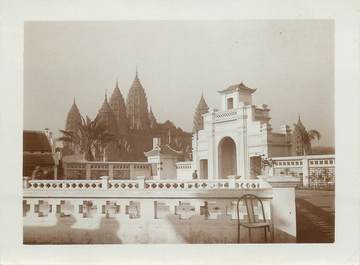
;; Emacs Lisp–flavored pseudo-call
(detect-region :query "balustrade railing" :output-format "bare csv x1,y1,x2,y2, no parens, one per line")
214,109,239,121
24,177,269,192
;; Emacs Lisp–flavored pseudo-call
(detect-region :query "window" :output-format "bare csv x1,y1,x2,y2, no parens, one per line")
227,97,234,109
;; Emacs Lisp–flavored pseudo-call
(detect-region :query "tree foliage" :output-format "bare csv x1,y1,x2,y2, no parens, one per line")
59,115,116,161
293,123,321,155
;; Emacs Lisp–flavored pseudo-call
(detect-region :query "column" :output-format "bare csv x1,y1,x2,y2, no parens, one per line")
129,164,135,179
302,157,309,187
86,163,91,180
109,164,114,179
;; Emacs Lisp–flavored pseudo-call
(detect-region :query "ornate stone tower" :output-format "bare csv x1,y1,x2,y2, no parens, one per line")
192,93,209,133
291,115,311,156
109,80,128,135
96,94,118,161
65,99,82,133
148,106,158,129
64,99,82,154
126,71,150,130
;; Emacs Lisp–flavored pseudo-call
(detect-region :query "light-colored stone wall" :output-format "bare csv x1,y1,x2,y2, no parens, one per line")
23,177,298,244
270,154,335,187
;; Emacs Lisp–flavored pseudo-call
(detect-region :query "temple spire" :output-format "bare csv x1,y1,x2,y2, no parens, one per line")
126,68,150,130
116,79,119,89
193,93,209,133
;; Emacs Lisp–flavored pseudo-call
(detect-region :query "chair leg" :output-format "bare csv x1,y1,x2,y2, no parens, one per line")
248,229,252,243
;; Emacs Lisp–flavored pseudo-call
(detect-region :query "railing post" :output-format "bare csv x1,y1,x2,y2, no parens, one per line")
228,175,236,188
100,176,109,190
136,176,145,189
86,163,91,180
109,164,114,179
23,177,30,189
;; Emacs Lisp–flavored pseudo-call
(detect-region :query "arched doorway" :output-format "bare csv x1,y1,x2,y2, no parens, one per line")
218,137,237,179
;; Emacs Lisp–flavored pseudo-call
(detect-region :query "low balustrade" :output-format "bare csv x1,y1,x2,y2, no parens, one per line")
214,109,239,121
24,177,270,192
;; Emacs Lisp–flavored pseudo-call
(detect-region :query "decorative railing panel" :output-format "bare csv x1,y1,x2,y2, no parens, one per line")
24,178,270,192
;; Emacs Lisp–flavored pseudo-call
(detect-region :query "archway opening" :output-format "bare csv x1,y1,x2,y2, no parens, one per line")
218,137,237,179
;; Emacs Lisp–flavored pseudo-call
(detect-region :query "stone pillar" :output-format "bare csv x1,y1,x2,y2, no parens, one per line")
136,176,145,189
23,177,30,189
130,164,135,179
86,163,91,180
100,176,109,190
238,106,248,179
302,157,309,187
228,175,236,188
109,164,114,179
263,175,299,242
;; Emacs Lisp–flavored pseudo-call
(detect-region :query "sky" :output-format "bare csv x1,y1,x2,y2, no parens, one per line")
24,20,334,147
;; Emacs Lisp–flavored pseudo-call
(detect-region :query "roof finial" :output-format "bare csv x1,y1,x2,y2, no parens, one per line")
135,66,138,79
73,97,76,105
115,79,119,88
105,89,108,101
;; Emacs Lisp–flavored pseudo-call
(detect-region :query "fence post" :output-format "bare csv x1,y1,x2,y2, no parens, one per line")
100,176,109,190
136,176,145,189
228,175,236,188
23,177,30,189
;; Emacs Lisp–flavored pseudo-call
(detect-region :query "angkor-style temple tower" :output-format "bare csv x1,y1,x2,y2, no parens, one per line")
96,94,119,161
126,71,150,130
148,107,158,129
193,93,209,133
109,80,128,135
63,70,193,162
64,99,82,153
65,99,82,133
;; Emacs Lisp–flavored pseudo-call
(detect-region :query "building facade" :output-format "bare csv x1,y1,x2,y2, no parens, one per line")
192,82,292,180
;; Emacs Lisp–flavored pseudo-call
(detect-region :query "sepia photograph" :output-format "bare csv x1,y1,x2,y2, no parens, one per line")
21,20,336,245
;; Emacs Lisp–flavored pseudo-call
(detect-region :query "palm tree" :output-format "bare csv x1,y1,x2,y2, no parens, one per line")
59,115,116,161
293,120,321,155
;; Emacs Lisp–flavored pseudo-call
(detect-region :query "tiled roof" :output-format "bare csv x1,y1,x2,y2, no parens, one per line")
218,82,256,94
23,131,52,152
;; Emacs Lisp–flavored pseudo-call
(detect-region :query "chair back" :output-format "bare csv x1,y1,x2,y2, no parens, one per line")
237,194,267,223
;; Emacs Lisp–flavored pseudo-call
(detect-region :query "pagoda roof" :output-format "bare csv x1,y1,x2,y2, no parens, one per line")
23,130,52,153
144,144,182,157
218,82,256,94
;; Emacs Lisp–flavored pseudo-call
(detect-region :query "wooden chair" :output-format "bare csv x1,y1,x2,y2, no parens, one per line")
236,194,274,243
